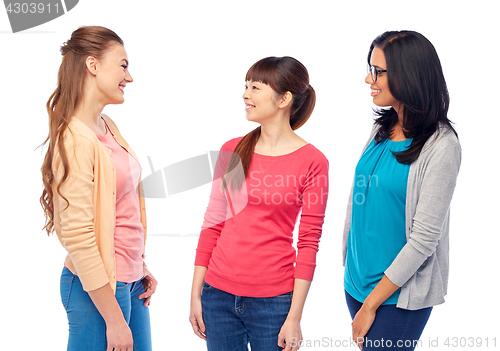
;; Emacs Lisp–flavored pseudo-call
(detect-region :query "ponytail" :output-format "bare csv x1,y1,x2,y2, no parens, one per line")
225,57,315,191
40,26,123,235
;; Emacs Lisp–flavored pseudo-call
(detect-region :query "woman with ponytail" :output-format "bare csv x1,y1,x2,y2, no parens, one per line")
343,31,461,350
189,56,329,351
40,26,156,351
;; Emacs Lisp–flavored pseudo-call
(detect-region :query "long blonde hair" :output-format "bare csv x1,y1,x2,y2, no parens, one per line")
40,26,123,235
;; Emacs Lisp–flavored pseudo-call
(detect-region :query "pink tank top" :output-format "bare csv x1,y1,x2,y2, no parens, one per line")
96,124,144,283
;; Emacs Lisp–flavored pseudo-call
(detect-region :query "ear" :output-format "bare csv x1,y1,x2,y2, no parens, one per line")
85,56,98,76
278,91,293,109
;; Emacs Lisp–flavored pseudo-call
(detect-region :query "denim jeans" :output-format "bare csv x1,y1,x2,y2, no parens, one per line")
345,290,432,350
201,282,292,351
60,267,152,351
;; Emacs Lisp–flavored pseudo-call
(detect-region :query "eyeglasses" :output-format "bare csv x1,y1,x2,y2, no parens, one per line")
368,64,387,82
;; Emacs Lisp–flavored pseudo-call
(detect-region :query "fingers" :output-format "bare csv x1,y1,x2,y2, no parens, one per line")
277,335,301,351
352,325,364,350
277,341,286,350
138,276,157,305
189,314,207,340
277,330,286,348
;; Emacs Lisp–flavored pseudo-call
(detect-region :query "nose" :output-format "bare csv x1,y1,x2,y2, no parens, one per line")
125,69,133,83
365,72,374,84
242,87,250,100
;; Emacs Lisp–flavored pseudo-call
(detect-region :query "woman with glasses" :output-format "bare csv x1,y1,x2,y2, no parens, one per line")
343,31,461,350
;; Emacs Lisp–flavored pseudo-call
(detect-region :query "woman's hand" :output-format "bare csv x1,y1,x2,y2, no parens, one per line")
278,318,302,351
87,283,134,351
277,279,311,350
139,266,157,307
351,304,376,350
189,266,208,340
189,294,206,340
350,275,399,350
105,319,134,351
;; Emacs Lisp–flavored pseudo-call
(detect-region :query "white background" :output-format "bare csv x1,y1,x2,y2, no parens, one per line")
1,0,499,349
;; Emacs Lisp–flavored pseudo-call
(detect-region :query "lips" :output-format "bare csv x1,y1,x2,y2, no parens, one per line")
119,84,126,93
245,104,255,110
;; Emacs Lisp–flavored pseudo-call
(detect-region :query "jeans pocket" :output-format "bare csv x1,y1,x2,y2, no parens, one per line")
60,274,74,311
202,281,213,293
116,281,130,290
271,291,293,299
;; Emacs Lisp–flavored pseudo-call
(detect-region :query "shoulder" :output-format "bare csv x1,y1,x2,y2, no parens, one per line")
305,144,328,162
413,125,461,171
64,118,98,148
220,137,244,152
53,119,97,171
422,124,461,155
300,144,329,171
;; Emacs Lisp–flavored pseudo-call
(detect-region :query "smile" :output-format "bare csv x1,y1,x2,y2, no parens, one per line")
245,104,255,110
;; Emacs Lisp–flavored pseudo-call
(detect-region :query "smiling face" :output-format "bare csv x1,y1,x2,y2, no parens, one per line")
242,80,282,123
94,42,133,105
366,47,401,113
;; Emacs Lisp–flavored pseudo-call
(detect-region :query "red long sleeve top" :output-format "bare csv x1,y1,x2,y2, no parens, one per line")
195,137,329,297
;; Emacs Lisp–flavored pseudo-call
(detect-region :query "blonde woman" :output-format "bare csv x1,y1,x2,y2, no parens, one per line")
40,26,157,351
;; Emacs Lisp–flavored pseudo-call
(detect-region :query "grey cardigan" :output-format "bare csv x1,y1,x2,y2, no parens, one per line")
342,125,461,310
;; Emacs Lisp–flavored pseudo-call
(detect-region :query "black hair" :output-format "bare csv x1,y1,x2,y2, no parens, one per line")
369,30,457,164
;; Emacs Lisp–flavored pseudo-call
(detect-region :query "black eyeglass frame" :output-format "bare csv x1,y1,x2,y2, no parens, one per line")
368,64,387,82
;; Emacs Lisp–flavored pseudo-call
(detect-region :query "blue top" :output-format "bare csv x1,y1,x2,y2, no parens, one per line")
344,137,412,304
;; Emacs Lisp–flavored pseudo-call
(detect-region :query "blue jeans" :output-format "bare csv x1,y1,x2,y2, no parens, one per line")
60,267,152,351
201,282,292,351
345,290,432,350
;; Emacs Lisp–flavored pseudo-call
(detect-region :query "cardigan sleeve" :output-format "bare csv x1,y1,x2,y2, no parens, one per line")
294,150,329,281
384,136,461,287
54,131,109,291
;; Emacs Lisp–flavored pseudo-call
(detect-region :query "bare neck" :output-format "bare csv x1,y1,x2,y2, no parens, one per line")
73,89,106,135
255,119,307,156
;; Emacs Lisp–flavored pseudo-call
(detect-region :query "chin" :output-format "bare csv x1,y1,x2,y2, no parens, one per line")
112,96,125,105
373,101,392,109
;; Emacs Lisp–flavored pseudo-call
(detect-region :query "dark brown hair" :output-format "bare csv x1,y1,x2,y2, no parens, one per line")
40,26,123,235
224,56,315,191
369,30,456,164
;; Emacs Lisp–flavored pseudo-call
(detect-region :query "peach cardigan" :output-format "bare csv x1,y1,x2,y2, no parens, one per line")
52,114,147,293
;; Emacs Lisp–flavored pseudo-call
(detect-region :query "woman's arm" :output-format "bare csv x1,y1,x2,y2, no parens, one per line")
350,275,399,350
278,151,329,350
55,132,133,350
55,133,110,290
384,141,461,286
189,265,208,340
190,146,234,339
277,278,311,351
88,284,134,351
